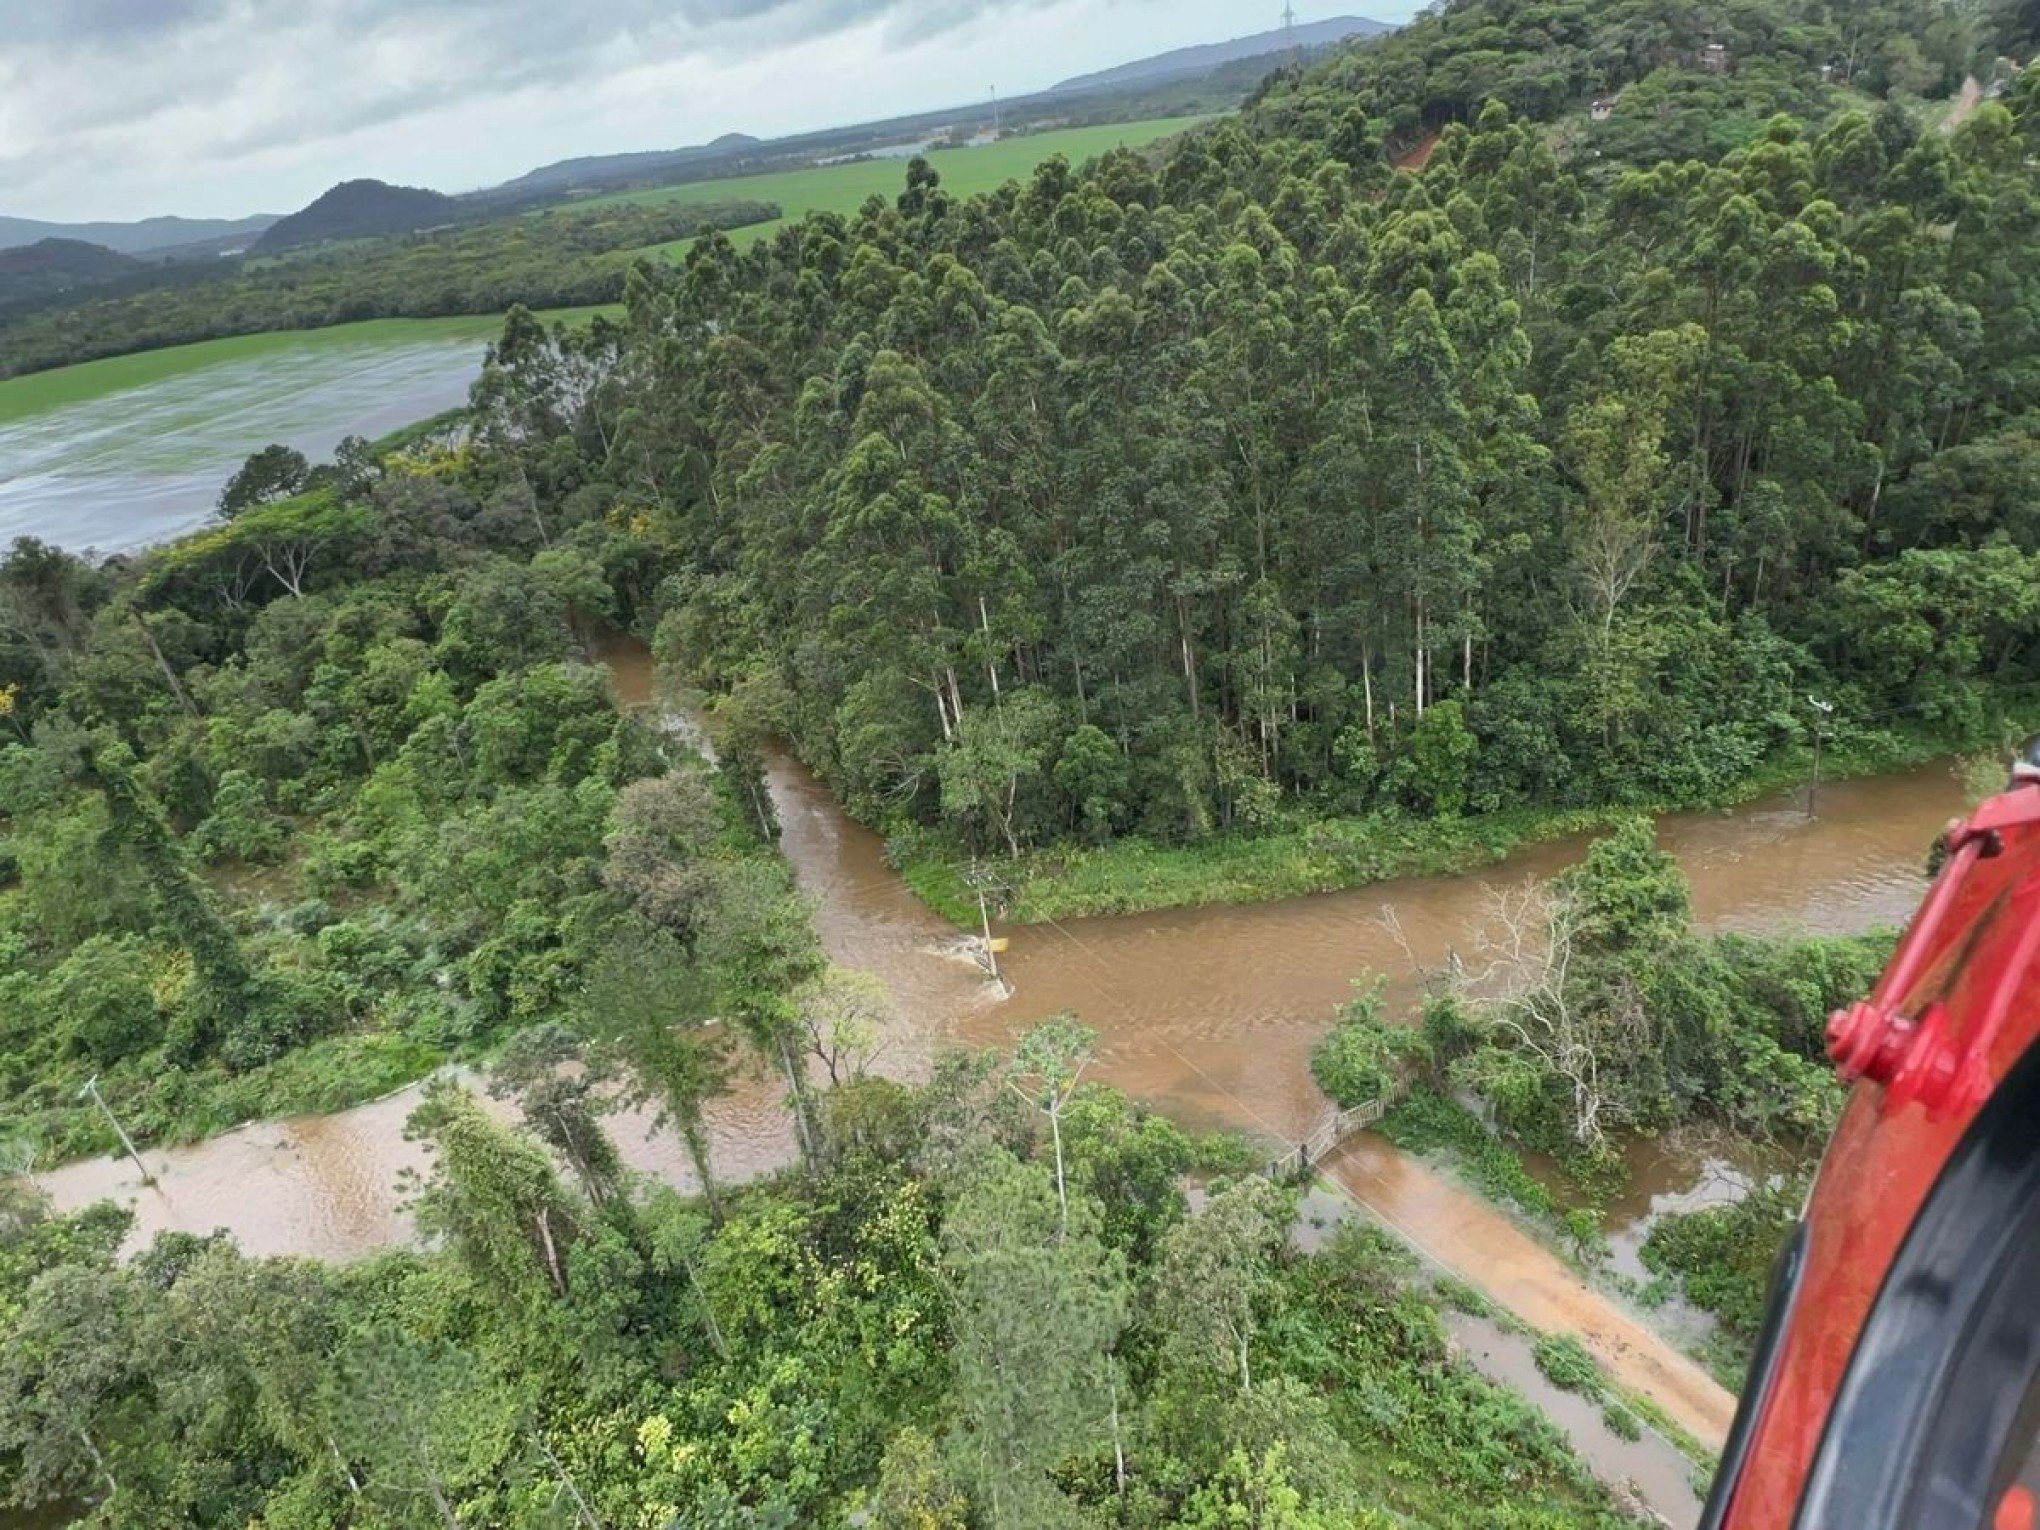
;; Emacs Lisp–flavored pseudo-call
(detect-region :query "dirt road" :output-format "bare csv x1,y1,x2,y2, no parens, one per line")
1324,1134,1739,1451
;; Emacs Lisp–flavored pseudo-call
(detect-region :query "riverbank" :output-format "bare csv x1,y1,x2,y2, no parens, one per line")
21,642,1972,1495
898,717,1997,927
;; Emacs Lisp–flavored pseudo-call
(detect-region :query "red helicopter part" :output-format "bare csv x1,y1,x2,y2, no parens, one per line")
1706,766,2040,1529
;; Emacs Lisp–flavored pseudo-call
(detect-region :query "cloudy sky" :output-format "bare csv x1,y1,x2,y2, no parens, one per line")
0,0,1421,224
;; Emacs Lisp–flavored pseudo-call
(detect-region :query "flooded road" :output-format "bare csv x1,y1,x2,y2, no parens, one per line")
33,643,1966,1486
1325,1132,1739,1454
1293,1180,1708,1523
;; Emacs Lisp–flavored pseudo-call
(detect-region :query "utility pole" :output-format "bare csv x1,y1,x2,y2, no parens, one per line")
1807,696,1834,817
963,860,1006,987
990,85,1001,136
81,1075,152,1185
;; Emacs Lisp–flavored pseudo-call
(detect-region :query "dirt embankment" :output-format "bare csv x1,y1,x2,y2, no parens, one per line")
1324,1134,1740,1451
1395,131,1443,171
1943,75,1984,134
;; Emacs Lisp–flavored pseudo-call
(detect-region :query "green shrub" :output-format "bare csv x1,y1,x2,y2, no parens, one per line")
1433,1276,1493,1318
1379,1088,1560,1222
1532,1333,1604,1399
194,768,289,864
1641,1180,1804,1348
1310,976,1421,1107
50,934,163,1065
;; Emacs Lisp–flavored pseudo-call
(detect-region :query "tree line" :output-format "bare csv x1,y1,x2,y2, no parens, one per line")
0,197,778,378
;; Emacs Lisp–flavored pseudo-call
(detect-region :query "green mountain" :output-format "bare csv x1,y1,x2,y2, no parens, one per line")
0,238,141,309
251,178,462,254
494,132,766,199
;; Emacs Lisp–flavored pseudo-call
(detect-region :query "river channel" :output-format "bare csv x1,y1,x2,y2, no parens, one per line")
27,640,1969,1517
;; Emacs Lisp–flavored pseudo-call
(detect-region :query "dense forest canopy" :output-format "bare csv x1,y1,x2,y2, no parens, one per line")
4,0,2039,1522
541,0,2040,868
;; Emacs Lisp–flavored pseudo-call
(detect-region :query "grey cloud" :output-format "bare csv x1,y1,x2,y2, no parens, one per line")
7,0,226,47
20,0,1032,146
19,0,1025,68
0,0,1068,215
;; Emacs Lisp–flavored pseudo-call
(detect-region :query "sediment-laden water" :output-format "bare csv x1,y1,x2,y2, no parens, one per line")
31,640,1967,1522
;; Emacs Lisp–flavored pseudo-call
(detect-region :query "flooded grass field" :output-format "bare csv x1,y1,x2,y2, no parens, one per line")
0,309,608,554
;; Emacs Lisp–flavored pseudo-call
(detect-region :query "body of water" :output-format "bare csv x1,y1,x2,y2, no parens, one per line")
0,332,491,554
29,641,1969,1523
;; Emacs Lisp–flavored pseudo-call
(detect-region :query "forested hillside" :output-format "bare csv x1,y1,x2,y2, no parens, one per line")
4,0,2040,1522
0,239,139,310
511,0,2040,907
252,179,462,255
1260,0,1989,159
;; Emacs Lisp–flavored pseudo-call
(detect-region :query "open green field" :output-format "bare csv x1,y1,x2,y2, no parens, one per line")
595,114,1222,258
0,306,616,425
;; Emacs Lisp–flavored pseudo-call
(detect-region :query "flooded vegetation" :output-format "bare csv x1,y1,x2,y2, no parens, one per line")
36,640,1958,1502
0,322,499,552
5,0,2031,1518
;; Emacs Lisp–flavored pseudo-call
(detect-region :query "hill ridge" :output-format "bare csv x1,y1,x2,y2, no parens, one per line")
251,178,461,255
1050,15,1390,94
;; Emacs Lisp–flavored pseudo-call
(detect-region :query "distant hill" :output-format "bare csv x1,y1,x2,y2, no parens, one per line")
252,179,461,254
0,212,276,256
497,133,765,199
1050,16,1392,95
0,238,142,309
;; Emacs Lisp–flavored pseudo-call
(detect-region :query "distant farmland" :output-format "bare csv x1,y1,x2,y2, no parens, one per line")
0,307,615,425
592,114,1222,259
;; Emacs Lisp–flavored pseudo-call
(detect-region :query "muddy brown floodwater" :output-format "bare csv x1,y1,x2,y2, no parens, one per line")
34,640,1970,1511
